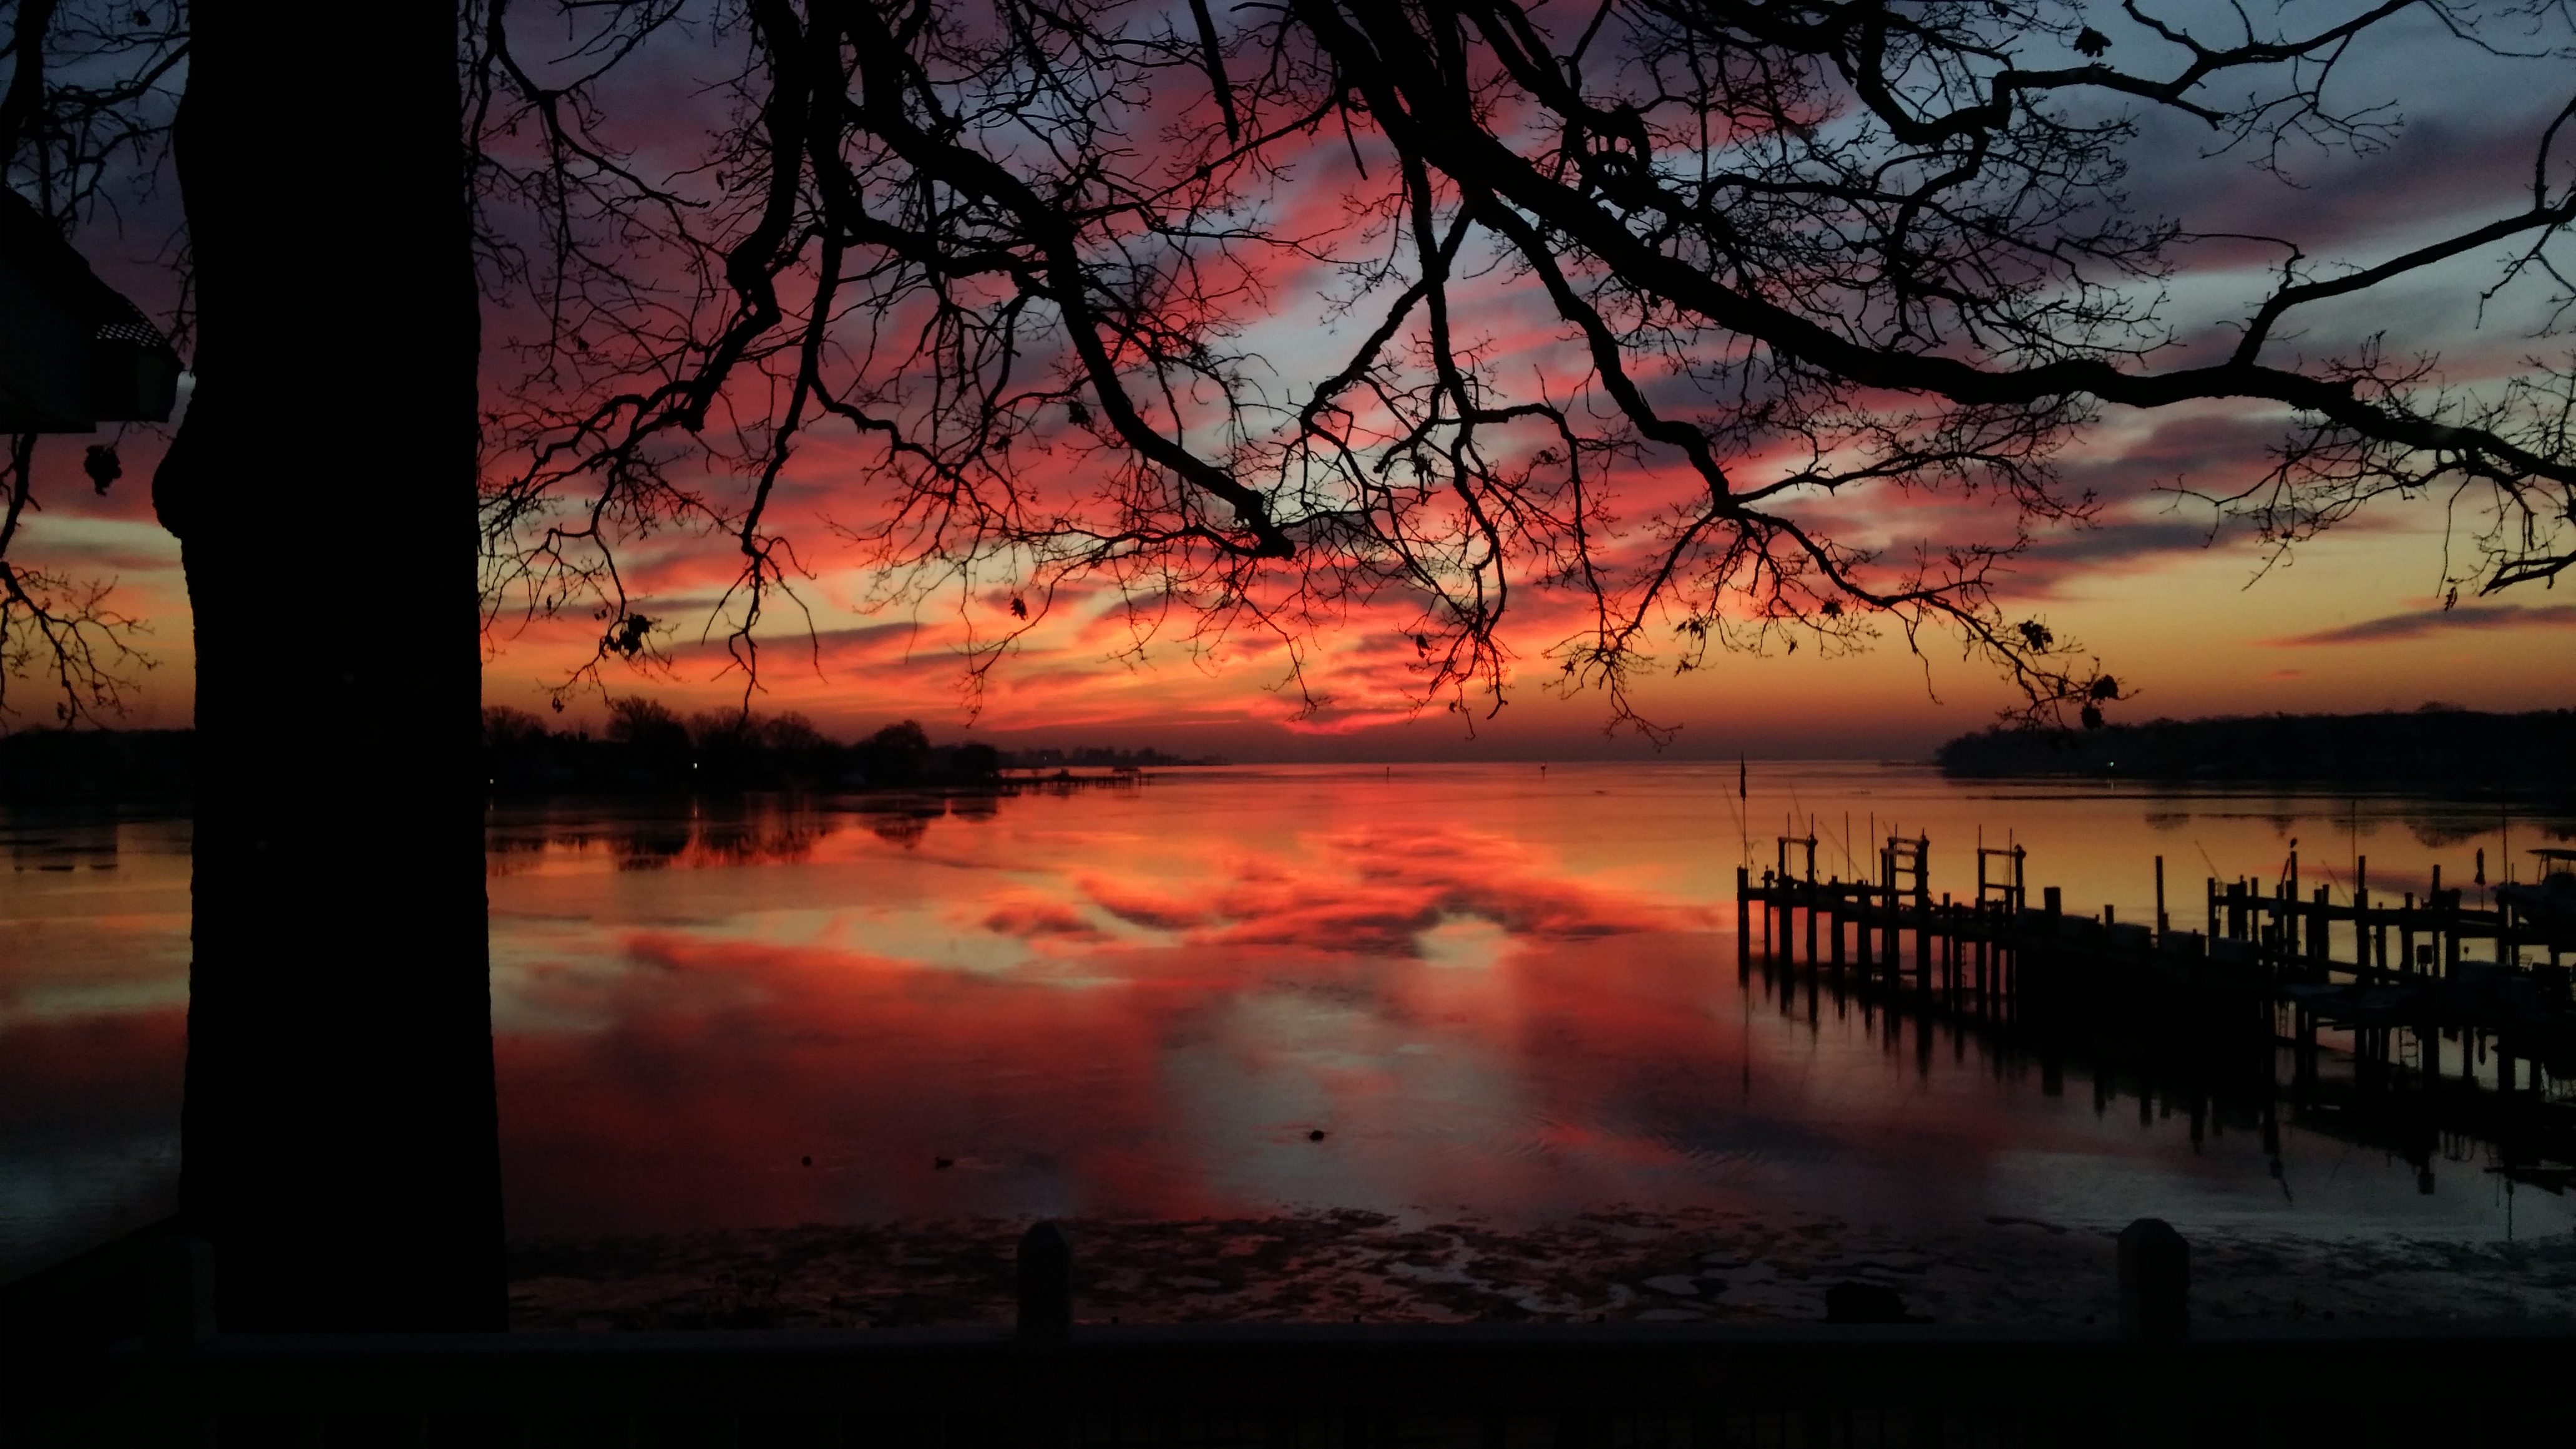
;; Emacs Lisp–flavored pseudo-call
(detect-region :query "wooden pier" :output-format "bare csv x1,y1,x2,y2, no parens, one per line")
1734,837,2576,1120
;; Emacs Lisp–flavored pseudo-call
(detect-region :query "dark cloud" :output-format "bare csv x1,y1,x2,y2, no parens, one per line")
2020,517,2215,566
660,620,928,668
804,622,932,650
2054,408,2290,502
2271,602,2576,646
2117,66,2558,257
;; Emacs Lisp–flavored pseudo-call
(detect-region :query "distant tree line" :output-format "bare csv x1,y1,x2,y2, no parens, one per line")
0,726,193,803
1938,708,2576,789
477,702,991,794
0,705,1230,801
1003,745,1227,770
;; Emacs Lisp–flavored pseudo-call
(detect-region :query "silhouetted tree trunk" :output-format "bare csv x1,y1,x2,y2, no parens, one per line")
153,0,504,1330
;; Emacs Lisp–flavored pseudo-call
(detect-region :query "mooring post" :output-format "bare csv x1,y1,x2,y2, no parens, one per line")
2117,1218,2189,1339
1737,867,1752,977
2154,856,2167,942
2286,846,2301,954
1017,1221,1073,1341
2358,856,2375,978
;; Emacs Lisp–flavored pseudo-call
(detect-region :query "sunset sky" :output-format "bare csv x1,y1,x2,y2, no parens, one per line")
11,1,2572,759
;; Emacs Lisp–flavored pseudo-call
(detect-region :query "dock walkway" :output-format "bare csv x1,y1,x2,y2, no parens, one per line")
1734,837,2576,1115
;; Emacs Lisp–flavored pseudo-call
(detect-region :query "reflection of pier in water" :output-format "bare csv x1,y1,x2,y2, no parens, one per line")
1735,834,2576,1195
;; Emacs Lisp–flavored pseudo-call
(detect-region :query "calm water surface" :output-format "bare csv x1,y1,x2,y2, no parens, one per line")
6,762,2572,1279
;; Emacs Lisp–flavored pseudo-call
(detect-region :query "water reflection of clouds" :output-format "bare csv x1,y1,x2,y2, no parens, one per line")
478,804,1728,1234
1068,826,1702,958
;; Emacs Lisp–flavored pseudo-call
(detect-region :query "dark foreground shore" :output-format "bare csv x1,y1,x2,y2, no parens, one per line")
508,1208,2576,1332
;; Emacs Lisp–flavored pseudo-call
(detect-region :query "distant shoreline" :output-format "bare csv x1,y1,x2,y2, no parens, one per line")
0,725,1231,805
1936,708,2576,790
11,710,2575,804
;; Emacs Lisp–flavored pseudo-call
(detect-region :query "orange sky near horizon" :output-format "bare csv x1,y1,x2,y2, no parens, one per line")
9,427,2568,759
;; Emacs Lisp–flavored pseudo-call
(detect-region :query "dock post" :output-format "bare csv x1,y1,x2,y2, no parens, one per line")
1890,884,1905,989
1017,1221,1073,1341
1972,924,1986,1008
2288,847,2301,952
1760,872,1773,957
1900,890,1912,990
2358,856,2378,979
1940,895,1954,998
2118,1219,2189,1339
1737,868,1752,978
1891,883,1905,988
2154,856,2167,942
